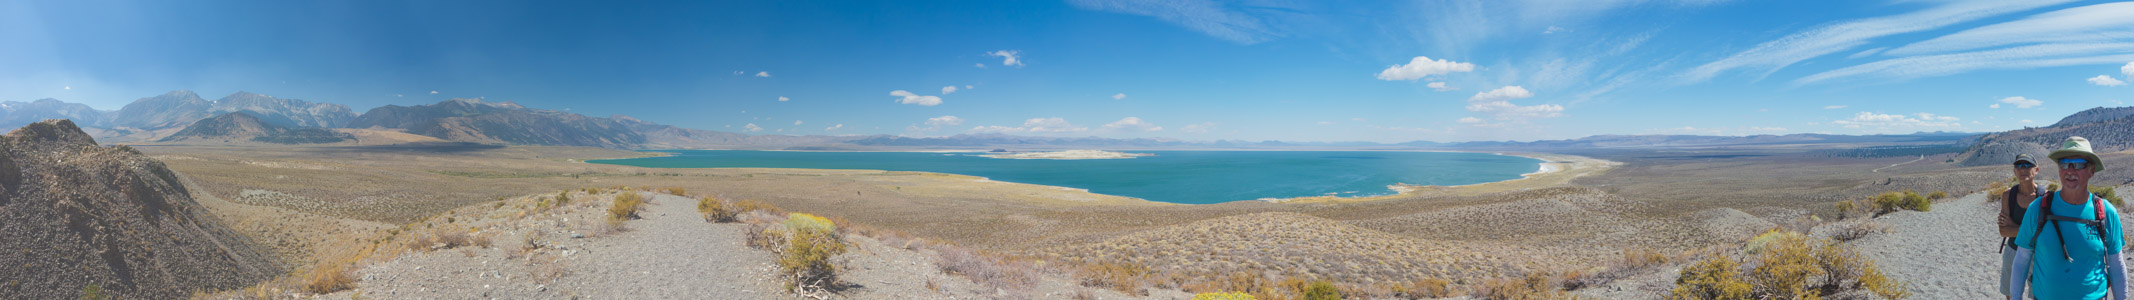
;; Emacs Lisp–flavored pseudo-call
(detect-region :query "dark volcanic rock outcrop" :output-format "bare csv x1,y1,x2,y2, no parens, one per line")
160,112,352,144
0,119,279,299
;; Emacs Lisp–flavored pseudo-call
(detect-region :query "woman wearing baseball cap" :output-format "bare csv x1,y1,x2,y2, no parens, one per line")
2009,136,2127,300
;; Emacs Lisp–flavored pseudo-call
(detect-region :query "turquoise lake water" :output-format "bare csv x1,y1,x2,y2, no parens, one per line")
588,150,1544,204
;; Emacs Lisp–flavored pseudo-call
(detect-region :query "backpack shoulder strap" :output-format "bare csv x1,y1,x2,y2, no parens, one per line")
2028,191,2057,248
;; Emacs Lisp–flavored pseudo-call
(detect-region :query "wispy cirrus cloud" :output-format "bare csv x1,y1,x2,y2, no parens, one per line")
1066,0,1289,44
1795,43,2134,85
1883,2,2134,56
1680,0,2074,84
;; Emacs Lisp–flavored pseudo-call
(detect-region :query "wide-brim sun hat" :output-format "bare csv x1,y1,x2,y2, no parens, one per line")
2047,136,2104,172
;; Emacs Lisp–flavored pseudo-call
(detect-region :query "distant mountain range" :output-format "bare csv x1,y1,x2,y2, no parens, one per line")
27,90,2134,154
161,112,352,144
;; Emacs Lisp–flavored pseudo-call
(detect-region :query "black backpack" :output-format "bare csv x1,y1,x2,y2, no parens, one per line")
2025,191,2113,262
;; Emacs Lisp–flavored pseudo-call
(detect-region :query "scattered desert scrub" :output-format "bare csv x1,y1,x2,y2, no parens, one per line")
2093,186,2124,207
660,186,688,196
1077,261,1152,295
1472,271,1572,300
607,192,644,225
1868,190,1930,216
1831,221,1889,242
1560,247,1671,291
1927,190,1948,201
1300,280,1340,300
699,195,738,222
934,243,1043,294
1193,291,1256,300
1668,230,1908,299
1387,277,1453,298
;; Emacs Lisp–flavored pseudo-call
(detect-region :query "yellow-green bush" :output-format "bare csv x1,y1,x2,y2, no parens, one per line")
2093,186,2124,207
555,191,570,205
1192,292,1256,300
699,196,737,222
1301,280,1340,300
1667,254,1750,300
777,213,847,292
1670,230,1909,299
607,192,643,225
1927,191,1948,200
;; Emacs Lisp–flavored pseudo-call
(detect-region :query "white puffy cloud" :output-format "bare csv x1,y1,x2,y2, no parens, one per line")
1464,86,1563,120
744,123,763,132
1999,96,2044,108
965,85,974,89
2092,75,2128,86
926,115,965,127
1376,56,1476,81
891,90,943,106
778,96,790,102
975,63,986,68
1426,82,1455,91
1469,86,1533,102
430,90,440,95
968,117,1088,134
942,86,958,94
1101,117,1163,132
1824,105,1848,109
1180,122,1216,134
1543,26,1567,34
988,50,1024,67
2124,61,2134,76
1112,93,1127,100
825,124,843,131
755,71,771,77
1830,112,1961,129
1457,117,1484,124
794,120,804,125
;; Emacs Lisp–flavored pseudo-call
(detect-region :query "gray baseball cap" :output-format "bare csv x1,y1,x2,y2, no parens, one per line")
2015,153,2036,165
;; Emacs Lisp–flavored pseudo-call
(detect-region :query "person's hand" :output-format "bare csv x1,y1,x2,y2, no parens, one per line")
1999,213,2013,227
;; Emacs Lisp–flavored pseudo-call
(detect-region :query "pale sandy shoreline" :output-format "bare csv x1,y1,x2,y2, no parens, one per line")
600,148,1615,205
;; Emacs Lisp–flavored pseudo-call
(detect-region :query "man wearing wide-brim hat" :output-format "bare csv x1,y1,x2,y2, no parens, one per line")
2009,136,2127,300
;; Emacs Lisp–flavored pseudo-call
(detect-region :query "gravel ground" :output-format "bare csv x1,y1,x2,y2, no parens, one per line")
1845,191,2001,299
340,193,783,299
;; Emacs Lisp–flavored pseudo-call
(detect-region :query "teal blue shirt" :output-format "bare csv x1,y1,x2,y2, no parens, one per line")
2015,192,2125,300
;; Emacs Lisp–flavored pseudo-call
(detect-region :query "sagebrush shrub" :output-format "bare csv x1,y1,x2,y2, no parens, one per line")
1301,280,1340,300
1670,230,1909,299
1191,292,1256,300
699,196,737,222
776,213,847,294
607,192,643,225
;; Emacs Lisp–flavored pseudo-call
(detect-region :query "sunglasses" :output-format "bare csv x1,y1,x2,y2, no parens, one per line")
2015,163,2036,168
2059,159,2091,170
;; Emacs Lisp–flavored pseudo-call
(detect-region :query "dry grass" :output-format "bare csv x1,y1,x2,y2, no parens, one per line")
699,195,738,223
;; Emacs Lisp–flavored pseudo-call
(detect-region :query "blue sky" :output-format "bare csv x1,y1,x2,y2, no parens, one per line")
2,0,2131,143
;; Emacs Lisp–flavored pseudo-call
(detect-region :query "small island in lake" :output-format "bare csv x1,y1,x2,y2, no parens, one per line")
978,150,1154,160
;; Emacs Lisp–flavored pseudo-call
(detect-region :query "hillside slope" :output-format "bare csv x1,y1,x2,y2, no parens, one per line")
160,112,352,144
0,120,280,299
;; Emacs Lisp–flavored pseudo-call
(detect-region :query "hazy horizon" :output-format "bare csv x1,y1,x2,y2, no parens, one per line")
5,0,2131,143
